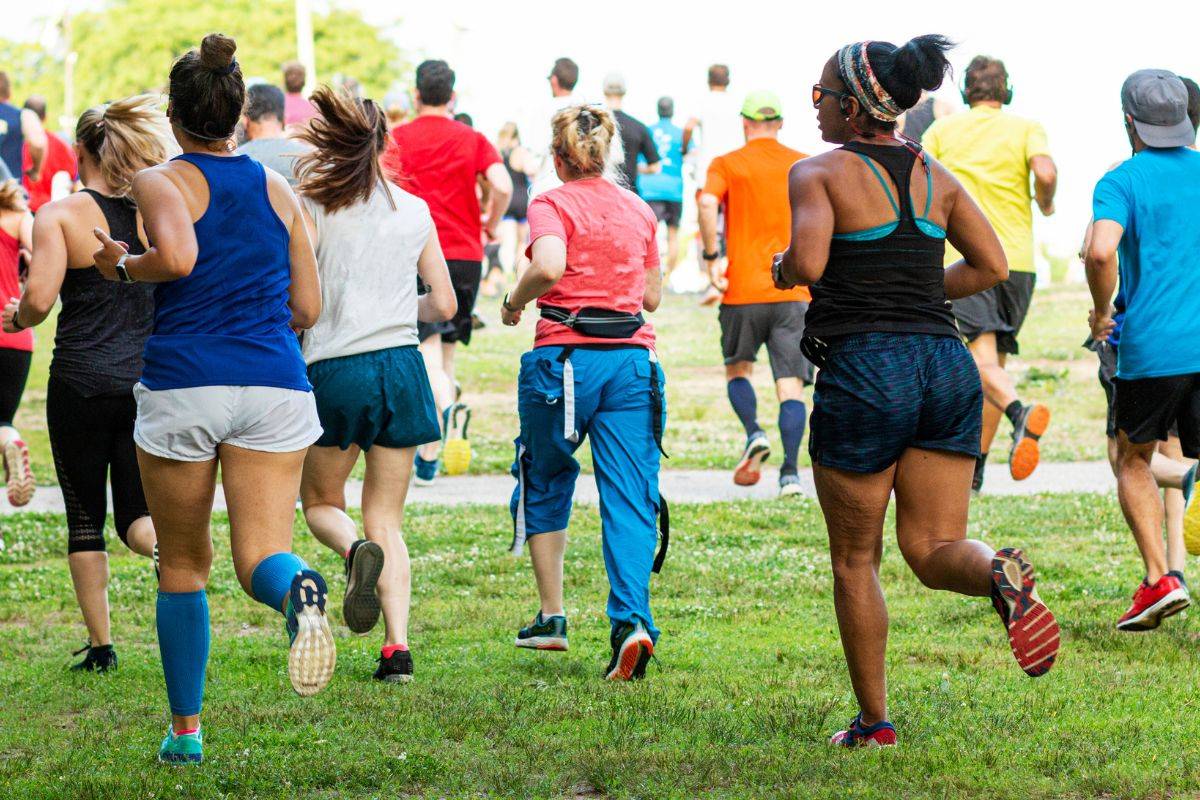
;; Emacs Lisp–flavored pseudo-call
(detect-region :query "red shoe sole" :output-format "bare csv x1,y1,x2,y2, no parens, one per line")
1010,405,1050,481
606,635,653,681
993,548,1060,677
733,445,770,486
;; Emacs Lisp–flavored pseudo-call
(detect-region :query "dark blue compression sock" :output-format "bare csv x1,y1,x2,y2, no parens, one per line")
779,399,807,475
727,378,761,439
157,590,210,717
250,552,307,615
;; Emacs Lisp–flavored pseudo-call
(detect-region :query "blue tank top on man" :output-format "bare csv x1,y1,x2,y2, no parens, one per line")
139,152,310,392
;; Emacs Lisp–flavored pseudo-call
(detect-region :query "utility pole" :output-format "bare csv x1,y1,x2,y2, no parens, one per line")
62,11,75,129
295,0,316,93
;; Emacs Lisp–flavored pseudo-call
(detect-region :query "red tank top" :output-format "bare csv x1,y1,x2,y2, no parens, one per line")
0,226,34,352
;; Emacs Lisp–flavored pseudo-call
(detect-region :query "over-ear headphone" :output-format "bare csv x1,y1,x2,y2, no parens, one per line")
960,67,1013,105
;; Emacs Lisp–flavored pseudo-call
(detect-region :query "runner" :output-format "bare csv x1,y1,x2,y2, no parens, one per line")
776,35,1059,746
897,90,952,142
485,122,535,295
282,60,317,129
0,178,34,508
684,65,743,306
602,73,660,191
90,34,331,765
1085,69,1200,631
698,90,812,497
922,56,1058,491
527,57,586,200
294,87,456,683
501,104,667,681
21,96,78,211
639,97,686,276
2,95,168,671
383,59,512,486
0,72,46,185
236,83,308,186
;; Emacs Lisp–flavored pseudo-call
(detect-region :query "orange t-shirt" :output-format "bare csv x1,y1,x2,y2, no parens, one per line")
704,138,810,304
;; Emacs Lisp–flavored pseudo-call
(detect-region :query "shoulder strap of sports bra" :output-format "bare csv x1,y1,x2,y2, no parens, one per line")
850,152,901,220
842,142,931,221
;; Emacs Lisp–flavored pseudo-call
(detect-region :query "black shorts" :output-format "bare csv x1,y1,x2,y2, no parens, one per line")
1093,341,1179,439
0,348,31,426
953,271,1036,354
418,259,482,346
1114,372,1200,458
648,200,683,228
718,301,815,384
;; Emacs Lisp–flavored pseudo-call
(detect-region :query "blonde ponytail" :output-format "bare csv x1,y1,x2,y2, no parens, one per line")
76,94,175,196
0,179,27,213
550,104,620,181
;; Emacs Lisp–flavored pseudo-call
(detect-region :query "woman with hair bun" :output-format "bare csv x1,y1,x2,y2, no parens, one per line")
4,94,172,673
294,86,457,684
500,104,667,681
89,33,328,764
774,35,1060,746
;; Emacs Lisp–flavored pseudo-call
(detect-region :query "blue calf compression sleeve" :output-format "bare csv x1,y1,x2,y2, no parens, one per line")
779,399,807,474
250,552,307,614
157,590,210,717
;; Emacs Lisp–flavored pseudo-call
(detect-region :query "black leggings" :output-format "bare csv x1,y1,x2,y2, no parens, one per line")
46,376,149,553
0,348,31,427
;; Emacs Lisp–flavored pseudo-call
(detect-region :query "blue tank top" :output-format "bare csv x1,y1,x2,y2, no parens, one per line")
0,103,24,180
140,152,310,391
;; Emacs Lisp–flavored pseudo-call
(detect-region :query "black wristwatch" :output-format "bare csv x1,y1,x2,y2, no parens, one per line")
9,307,25,331
115,253,136,284
502,293,522,313
702,249,721,262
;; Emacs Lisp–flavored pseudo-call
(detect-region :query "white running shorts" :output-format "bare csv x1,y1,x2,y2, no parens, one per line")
133,383,323,462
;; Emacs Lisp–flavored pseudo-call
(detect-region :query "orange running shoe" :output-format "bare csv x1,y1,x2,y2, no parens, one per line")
1008,403,1050,481
733,433,771,486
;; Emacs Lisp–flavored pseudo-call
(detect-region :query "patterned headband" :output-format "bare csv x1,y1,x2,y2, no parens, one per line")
837,41,904,122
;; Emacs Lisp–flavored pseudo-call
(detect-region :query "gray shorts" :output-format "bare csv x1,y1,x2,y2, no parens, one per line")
718,301,815,384
134,383,323,462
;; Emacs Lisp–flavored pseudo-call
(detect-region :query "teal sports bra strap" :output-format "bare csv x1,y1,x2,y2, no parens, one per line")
853,152,900,219
922,160,934,218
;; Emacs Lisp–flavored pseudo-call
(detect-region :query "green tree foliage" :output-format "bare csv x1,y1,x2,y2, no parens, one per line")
1,0,405,124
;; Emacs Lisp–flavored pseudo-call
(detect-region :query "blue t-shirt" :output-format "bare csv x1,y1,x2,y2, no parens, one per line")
0,103,23,180
637,118,684,203
1092,147,1200,379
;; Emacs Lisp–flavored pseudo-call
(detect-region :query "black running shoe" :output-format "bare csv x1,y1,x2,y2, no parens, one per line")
70,643,117,673
604,621,653,681
343,539,384,634
373,648,413,683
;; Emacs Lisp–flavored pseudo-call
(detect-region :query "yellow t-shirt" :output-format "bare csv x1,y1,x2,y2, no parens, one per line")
922,106,1050,272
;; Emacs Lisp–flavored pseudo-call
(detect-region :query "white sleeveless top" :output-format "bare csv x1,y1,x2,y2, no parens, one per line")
301,182,433,364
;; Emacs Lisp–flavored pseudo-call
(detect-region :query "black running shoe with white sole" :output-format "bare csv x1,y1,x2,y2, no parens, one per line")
373,648,413,682
515,612,568,651
343,539,384,634
70,642,117,673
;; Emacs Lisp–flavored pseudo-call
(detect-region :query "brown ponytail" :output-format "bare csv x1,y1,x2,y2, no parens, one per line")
294,85,390,213
550,104,618,181
0,179,27,213
76,94,174,196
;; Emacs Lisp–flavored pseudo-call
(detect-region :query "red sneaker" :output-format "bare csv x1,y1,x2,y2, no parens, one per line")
1116,574,1190,632
991,548,1060,677
733,433,771,487
829,714,897,748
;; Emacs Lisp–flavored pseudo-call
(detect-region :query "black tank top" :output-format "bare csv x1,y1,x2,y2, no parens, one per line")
503,148,530,219
901,97,937,142
804,141,958,340
51,189,156,396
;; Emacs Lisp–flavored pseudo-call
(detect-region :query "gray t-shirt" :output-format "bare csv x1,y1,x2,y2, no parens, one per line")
236,137,310,186
301,182,434,364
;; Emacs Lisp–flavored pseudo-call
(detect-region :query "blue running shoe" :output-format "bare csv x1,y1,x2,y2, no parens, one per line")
830,714,897,747
413,453,439,487
158,727,203,764
284,569,336,697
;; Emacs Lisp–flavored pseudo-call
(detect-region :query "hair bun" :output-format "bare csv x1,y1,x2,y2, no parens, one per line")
893,34,954,93
199,33,237,72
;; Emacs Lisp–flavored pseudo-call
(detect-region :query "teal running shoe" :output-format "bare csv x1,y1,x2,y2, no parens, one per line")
284,569,336,697
158,727,203,764
514,612,568,651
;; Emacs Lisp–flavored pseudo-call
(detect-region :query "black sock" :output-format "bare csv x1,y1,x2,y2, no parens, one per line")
1004,400,1024,426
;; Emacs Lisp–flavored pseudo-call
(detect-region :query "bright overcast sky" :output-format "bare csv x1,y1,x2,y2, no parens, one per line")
9,0,1200,254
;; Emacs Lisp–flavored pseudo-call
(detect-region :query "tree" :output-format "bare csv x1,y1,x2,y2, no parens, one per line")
0,0,406,125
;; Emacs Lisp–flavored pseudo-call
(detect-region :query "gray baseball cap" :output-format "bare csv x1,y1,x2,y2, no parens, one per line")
603,72,627,96
1121,69,1194,148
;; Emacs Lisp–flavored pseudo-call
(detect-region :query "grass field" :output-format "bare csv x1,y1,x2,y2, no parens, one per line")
2,493,1198,798
11,282,1107,484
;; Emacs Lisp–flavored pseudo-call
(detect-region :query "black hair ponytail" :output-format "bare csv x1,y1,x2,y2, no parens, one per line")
869,34,955,110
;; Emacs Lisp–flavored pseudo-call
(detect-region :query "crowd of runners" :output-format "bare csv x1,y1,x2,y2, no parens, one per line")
0,29,1198,761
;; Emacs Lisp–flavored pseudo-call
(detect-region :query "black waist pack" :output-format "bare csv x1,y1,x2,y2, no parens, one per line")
800,335,830,370
541,305,645,339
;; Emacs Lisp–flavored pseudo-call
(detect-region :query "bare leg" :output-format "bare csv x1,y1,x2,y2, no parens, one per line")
528,531,567,617
124,516,157,558
894,448,993,596
442,341,458,395
361,445,416,646
68,551,112,646
300,445,361,558
1158,436,1190,574
1116,433,1168,583
418,335,452,462
969,336,1017,455
136,449,219,735
666,225,680,273
813,463,894,726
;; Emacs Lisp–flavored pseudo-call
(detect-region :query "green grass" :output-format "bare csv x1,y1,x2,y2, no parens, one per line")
2,494,1198,798
12,283,1107,485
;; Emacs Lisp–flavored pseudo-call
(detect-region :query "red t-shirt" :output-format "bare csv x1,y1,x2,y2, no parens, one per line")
0,227,33,352
284,93,317,128
524,177,658,349
384,115,501,262
22,132,78,212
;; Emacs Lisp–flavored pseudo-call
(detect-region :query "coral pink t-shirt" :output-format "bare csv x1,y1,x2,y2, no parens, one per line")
0,227,33,352
525,177,659,349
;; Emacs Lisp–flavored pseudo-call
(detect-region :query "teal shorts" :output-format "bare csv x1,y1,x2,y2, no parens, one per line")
308,345,440,451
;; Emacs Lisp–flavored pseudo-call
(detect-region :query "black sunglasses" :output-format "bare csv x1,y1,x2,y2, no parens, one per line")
812,84,852,108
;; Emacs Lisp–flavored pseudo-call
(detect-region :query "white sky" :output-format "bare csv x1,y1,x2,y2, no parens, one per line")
10,0,1200,254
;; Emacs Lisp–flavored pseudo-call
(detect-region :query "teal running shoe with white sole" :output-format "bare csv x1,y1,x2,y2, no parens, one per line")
514,612,568,651
158,727,203,765
284,569,336,697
